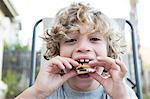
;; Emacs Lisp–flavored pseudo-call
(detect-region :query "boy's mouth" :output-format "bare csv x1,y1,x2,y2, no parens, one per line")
75,59,96,75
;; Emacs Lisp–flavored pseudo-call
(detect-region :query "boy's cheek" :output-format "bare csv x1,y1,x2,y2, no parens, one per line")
59,47,73,57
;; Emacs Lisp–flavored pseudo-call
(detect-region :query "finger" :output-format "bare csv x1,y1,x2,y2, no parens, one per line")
66,58,79,67
50,59,65,70
115,59,128,74
62,70,78,81
89,59,111,71
57,57,79,69
97,57,120,71
97,67,105,75
58,58,73,69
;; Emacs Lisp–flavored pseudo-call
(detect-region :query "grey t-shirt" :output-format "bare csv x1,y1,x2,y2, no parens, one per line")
47,82,137,99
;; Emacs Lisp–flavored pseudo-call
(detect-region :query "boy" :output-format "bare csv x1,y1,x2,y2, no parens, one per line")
16,2,138,99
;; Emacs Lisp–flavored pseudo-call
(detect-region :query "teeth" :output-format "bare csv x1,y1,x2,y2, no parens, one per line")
85,59,90,62
78,59,90,63
80,59,84,63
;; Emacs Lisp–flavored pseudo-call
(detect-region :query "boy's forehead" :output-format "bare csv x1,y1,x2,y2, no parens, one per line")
79,24,92,34
67,30,102,37
67,23,97,35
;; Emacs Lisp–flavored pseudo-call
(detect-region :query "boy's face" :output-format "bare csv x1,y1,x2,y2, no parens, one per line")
59,24,107,91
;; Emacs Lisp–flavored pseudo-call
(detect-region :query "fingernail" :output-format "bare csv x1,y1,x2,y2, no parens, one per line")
115,59,119,63
61,66,65,70
69,66,72,69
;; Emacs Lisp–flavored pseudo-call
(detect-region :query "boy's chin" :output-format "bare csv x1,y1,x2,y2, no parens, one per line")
74,75,94,85
68,76,99,91
77,73,91,79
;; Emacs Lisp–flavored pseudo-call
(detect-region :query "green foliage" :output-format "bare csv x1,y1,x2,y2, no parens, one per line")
3,41,29,52
2,69,21,99
143,94,150,99
13,43,29,52
3,41,9,49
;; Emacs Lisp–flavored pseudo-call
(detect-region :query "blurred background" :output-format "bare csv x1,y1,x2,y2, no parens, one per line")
0,0,150,99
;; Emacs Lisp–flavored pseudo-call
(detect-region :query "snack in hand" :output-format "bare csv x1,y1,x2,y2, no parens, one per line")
76,64,96,74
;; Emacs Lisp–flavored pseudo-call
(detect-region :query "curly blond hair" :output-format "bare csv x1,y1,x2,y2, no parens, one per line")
43,2,126,60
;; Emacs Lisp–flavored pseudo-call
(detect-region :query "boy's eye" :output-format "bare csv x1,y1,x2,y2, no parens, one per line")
65,39,77,43
90,38,101,41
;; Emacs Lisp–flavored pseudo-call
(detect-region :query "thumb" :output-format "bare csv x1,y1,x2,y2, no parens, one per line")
89,72,105,85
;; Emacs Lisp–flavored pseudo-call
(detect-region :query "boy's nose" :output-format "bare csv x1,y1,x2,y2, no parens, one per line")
77,48,91,53
75,41,92,53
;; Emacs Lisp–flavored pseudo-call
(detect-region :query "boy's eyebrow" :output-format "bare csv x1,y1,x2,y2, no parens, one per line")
89,32,104,37
67,30,80,35
65,31,79,37
67,27,80,34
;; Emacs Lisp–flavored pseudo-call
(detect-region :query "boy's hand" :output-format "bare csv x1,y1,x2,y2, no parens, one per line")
89,56,130,99
33,56,79,97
